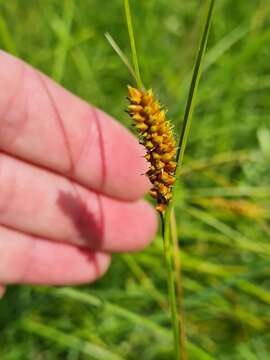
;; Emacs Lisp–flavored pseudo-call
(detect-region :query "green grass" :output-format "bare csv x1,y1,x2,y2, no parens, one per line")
0,0,270,359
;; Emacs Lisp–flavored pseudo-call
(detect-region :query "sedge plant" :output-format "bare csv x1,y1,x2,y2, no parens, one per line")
108,0,216,358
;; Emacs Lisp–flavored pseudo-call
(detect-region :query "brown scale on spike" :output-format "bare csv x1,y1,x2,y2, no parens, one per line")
127,85,177,213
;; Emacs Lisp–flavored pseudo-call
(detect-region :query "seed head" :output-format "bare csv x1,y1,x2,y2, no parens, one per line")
127,85,177,213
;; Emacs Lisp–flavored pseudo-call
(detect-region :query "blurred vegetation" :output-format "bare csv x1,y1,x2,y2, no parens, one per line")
0,0,270,359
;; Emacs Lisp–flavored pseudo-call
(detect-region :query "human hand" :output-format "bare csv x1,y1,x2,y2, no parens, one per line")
0,51,157,298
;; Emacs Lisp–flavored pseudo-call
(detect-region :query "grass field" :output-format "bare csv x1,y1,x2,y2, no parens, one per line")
0,0,270,359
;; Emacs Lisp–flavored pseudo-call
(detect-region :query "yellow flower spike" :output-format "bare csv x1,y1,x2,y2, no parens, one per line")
132,113,145,122
152,152,161,160
141,89,154,106
165,161,177,172
157,183,170,196
164,192,173,201
127,86,176,213
145,153,151,161
158,123,169,134
128,104,143,114
148,165,156,172
156,203,167,214
127,85,143,102
136,123,148,131
155,110,166,122
149,189,159,199
145,140,154,150
165,175,176,186
155,160,165,170
161,150,176,163
151,134,163,143
160,172,169,183
159,143,170,153
144,102,160,115
150,125,158,133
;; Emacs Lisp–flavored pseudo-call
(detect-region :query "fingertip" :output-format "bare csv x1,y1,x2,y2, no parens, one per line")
103,197,158,252
128,200,158,252
114,128,152,199
96,109,152,200
92,252,111,280
28,243,112,285
65,251,111,284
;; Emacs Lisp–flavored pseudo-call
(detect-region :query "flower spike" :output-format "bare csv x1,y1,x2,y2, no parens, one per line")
127,86,177,213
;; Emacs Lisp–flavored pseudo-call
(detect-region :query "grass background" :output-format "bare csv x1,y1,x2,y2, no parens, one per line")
0,0,270,358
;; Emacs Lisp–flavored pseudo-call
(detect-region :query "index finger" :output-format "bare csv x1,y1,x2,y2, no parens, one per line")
0,51,150,200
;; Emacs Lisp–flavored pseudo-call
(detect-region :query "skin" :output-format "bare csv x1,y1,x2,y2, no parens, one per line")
0,51,157,298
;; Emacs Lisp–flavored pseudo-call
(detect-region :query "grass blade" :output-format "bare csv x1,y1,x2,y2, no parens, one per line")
105,32,137,82
22,319,125,360
36,287,214,360
175,0,216,170
124,0,143,89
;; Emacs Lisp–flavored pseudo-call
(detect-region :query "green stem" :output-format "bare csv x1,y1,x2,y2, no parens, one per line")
124,0,143,89
171,208,188,360
162,207,181,360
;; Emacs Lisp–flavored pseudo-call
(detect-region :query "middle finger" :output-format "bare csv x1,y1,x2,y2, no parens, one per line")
0,153,157,252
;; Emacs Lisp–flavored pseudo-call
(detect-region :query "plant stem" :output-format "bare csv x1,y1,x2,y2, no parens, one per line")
161,209,181,360
171,208,188,360
124,0,143,89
